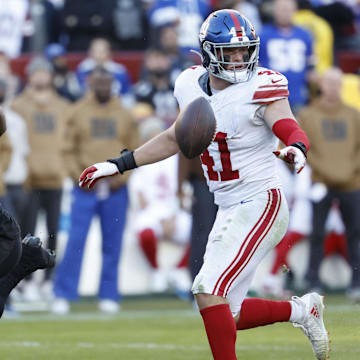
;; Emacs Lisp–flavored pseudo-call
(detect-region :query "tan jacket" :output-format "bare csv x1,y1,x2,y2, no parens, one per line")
0,133,12,196
11,89,70,189
64,93,139,189
299,100,360,191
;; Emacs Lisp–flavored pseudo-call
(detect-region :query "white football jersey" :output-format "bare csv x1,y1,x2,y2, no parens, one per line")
174,66,289,207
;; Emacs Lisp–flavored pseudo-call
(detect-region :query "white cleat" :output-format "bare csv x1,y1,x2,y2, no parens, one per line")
292,292,329,360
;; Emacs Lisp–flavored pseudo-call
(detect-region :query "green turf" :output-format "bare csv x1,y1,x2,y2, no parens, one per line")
1,296,359,360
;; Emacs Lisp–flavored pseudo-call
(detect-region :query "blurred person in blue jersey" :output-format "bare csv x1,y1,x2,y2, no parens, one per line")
259,0,315,113
76,38,134,108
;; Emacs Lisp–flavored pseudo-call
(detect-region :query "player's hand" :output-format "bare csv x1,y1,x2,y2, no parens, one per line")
79,162,119,189
273,146,306,174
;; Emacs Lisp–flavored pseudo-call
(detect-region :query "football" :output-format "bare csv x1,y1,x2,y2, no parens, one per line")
175,97,217,159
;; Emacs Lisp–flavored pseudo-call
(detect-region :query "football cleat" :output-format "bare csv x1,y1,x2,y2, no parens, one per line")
292,292,329,360
20,234,56,274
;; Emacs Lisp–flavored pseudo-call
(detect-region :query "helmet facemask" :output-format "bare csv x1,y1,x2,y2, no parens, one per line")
202,39,260,83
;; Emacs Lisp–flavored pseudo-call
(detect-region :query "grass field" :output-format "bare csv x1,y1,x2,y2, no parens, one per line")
1,295,359,360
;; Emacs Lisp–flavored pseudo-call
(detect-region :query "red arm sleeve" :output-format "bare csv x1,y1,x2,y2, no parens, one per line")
272,118,310,151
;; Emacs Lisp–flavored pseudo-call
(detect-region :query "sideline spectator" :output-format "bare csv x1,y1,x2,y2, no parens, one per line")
44,43,82,102
52,67,139,315
135,48,179,126
76,38,134,108
10,57,70,300
259,0,315,112
299,67,360,301
154,22,195,85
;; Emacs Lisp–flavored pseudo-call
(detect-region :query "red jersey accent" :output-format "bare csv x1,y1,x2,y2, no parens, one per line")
258,84,287,89
252,89,289,100
272,118,310,151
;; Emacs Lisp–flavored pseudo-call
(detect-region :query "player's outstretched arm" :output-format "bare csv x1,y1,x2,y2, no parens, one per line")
79,123,179,189
264,99,309,174
133,122,179,166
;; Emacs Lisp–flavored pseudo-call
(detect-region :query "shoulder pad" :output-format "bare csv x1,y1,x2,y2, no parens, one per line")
251,68,289,104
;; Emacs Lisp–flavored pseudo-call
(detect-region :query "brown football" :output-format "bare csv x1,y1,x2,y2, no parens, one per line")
175,97,217,159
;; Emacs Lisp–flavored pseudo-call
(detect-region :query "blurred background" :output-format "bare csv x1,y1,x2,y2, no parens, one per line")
0,0,359,318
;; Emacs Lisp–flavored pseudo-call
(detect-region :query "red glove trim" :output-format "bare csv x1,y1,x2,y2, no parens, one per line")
272,118,309,151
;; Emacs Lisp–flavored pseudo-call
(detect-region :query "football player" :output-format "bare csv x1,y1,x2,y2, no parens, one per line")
79,10,329,360
0,107,55,318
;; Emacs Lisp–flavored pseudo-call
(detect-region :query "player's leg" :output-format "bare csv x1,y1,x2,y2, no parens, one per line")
305,192,333,290
52,187,96,303
41,189,62,281
0,234,56,318
193,189,288,360
0,207,23,316
221,191,329,360
168,210,192,299
0,207,55,318
98,185,128,307
338,190,360,292
136,205,165,270
323,204,347,259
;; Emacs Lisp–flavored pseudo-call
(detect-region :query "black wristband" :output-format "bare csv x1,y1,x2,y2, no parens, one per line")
290,142,307,158
107,149,137,174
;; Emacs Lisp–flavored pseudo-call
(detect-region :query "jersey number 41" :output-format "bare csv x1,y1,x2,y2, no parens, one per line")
200,132,239,181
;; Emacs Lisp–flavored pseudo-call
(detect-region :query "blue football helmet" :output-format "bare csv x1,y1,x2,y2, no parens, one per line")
198,9,260,83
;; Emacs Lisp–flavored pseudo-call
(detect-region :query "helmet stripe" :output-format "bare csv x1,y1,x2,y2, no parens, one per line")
228,10,242,36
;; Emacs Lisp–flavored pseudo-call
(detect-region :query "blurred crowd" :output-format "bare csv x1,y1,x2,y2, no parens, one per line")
0,0,359,315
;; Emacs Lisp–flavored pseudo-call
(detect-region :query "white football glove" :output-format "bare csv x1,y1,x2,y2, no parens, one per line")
273,146,306,174
79,162,119,189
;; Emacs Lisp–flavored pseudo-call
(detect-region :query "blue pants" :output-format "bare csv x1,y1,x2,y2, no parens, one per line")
53,185,128,301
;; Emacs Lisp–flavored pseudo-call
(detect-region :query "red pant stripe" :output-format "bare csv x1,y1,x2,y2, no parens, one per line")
223,189,282,296
212,190,273,296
